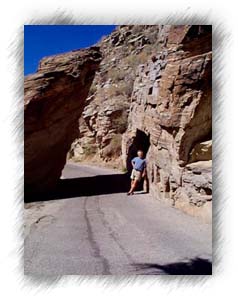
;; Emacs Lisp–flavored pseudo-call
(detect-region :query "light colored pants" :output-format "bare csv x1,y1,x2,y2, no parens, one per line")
130,169,142,181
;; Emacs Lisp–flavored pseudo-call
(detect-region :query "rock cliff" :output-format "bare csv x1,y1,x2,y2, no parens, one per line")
25,25,212,221
68,26,161,167
122,25,212,221
24,47,102,198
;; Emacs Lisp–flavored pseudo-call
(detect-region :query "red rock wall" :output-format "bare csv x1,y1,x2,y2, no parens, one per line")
24,47,101,199
122,26,212,222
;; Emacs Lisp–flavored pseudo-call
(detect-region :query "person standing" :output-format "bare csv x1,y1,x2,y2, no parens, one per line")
127,150,147,195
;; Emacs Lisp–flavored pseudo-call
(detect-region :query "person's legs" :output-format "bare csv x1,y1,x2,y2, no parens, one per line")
128,180,134,194
128,179,138,194
128,170,142,195
131,179,138,193
130,179,134,190
128,169,135,194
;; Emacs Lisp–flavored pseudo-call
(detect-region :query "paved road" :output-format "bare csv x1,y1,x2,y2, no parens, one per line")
24,163,212,275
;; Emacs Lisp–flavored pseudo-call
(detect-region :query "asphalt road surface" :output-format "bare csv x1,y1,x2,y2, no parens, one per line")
24,162,212,275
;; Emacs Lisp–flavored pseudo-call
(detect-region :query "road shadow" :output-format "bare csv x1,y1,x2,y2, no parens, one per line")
25,172,133,202
131,257,212,275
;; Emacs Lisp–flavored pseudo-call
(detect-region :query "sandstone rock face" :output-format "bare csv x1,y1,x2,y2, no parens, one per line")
122,25,212,221
27,25,212,220
68,26,162,167
25,47,102,198
174,160,212,220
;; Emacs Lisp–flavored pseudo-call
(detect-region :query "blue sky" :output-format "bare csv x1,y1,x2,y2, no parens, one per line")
24,25,117,75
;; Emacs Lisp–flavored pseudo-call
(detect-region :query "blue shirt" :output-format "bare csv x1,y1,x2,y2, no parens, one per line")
132,157,146,172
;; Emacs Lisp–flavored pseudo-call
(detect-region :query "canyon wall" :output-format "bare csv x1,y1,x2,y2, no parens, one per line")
122,25,212,221
24,25,212,221
68,26,162,167
24,47,102,198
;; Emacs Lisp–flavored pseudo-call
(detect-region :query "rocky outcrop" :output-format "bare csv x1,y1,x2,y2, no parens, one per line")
174,160,212,220
68,26,162,167
122,25,212,221
68,97,129,164
25,25,212,220
24,47,102,198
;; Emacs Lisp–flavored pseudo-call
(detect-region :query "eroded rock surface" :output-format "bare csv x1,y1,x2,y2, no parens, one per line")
25,25,212,221
25,47,102,198
122,25,212,221
68,26,162,167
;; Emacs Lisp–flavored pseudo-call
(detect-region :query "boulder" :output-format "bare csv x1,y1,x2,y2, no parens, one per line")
189,140,212,163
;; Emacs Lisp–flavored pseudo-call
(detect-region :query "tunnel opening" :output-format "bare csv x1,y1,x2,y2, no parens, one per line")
126,129,150,192
126,129,151,172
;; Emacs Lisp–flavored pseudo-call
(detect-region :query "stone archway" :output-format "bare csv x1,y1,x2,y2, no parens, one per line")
123,129,150,192
24,47,102,200
125,129,150,173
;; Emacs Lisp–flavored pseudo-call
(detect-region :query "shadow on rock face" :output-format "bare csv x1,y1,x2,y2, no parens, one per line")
131,257,212,275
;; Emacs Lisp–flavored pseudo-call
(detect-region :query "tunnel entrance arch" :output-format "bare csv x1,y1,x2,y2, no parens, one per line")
126,129,151,192
126,129,151,173
25,128,151,202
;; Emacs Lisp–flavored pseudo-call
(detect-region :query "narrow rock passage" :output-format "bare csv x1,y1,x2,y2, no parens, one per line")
24,162,212,275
